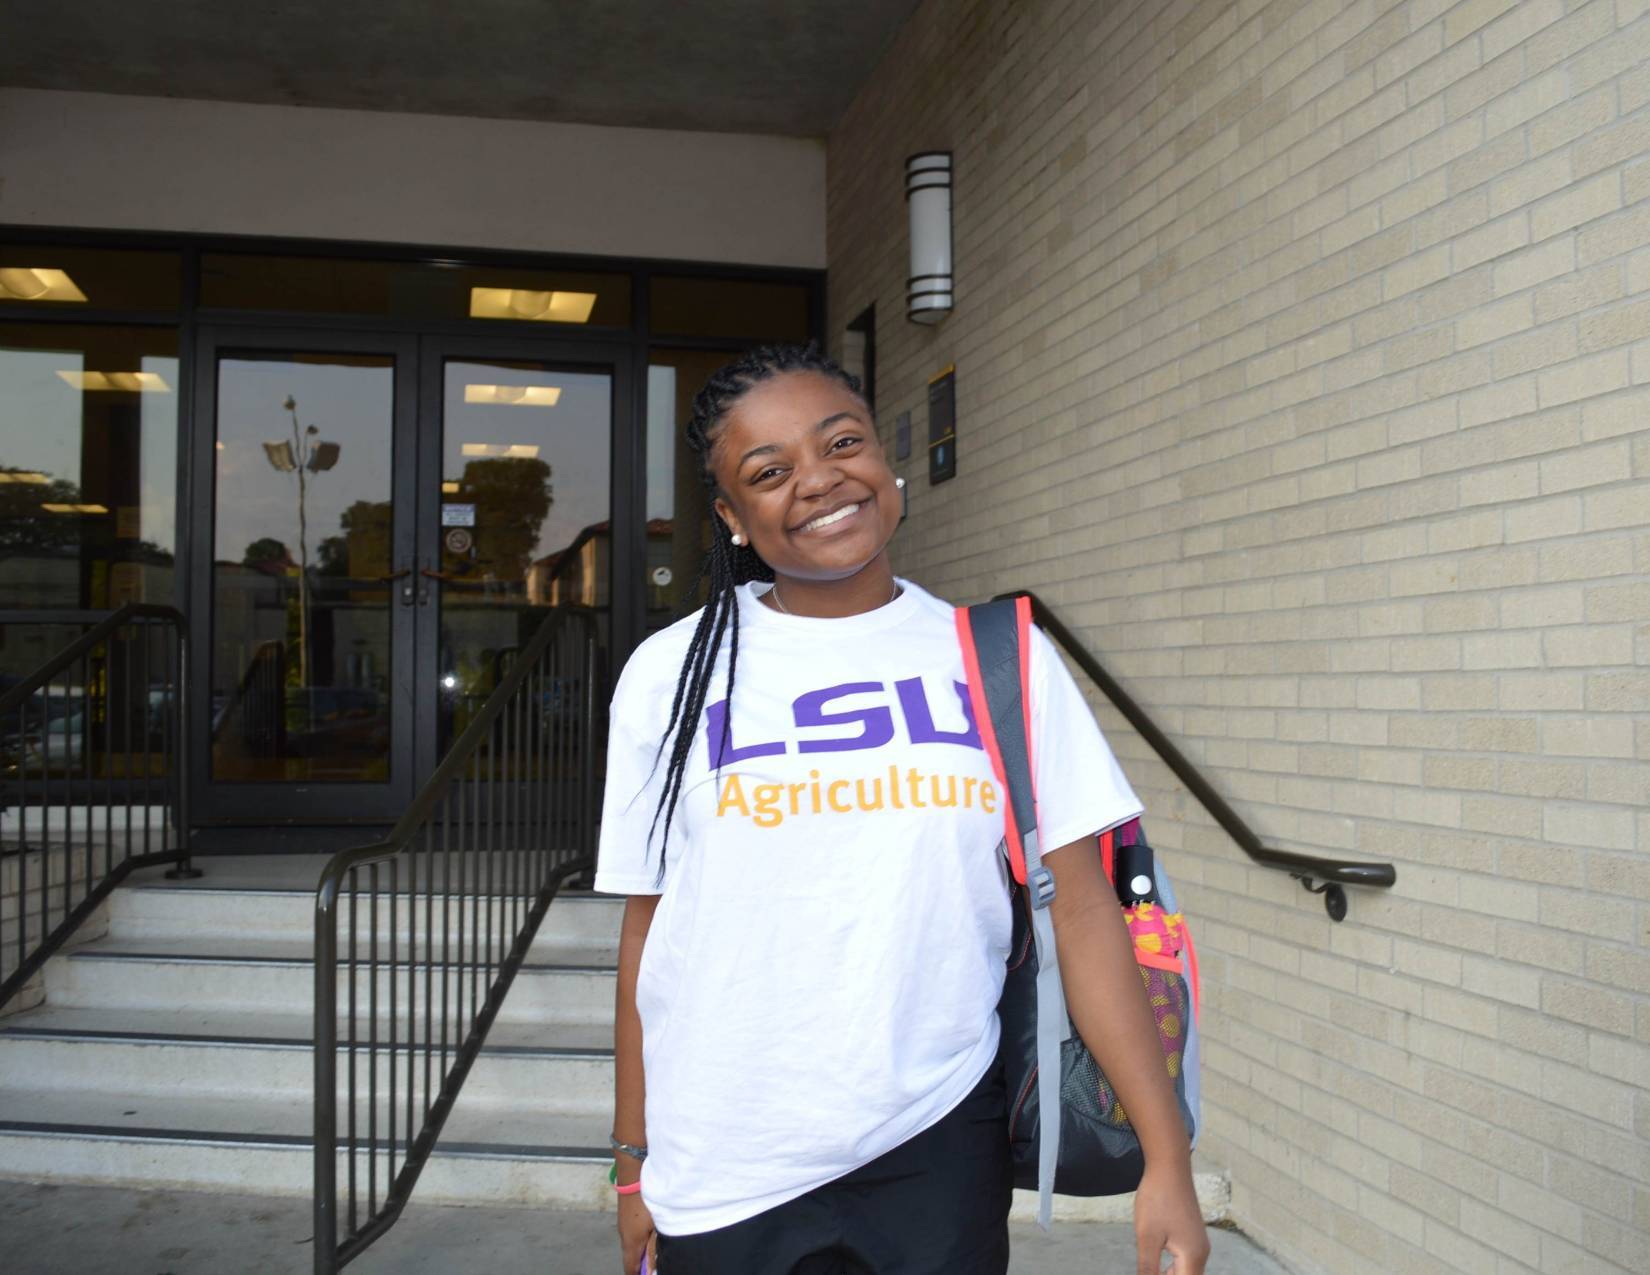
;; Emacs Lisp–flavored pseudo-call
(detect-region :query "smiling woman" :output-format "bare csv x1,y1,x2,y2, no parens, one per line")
594,345,1208,1275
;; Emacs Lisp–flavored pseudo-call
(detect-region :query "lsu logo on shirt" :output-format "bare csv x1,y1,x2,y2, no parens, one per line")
704,678,1000,828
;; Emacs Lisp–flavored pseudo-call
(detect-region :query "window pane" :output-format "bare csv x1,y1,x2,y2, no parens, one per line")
643,349,741,632
649,276,810,341
0,247,182,313
210,351,395,783
437,359,611,757
200,254,631,327
0,324,180,611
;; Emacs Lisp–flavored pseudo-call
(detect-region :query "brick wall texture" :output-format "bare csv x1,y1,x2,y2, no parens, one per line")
826,2,1650,1271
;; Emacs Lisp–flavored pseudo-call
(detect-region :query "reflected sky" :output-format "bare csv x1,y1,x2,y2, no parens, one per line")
0,345,180,553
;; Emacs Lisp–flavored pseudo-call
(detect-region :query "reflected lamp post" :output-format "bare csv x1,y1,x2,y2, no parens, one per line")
263,396,340,689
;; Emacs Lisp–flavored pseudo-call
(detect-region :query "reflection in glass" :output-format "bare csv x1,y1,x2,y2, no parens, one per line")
0,324,181,792
0,247,183,312
200,254,629,327
645,349,739,633
210,353,394,783
649,277,810,341
437,361,609,757
0,325,179,626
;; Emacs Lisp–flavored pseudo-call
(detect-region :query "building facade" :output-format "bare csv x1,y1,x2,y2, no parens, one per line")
828,1,1650,1272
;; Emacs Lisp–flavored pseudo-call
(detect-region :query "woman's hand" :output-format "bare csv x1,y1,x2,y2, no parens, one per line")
617,1191,656,1273
1133,1159,1209,1274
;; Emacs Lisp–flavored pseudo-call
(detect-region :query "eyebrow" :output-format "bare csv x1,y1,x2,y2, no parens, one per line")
739,412,862,466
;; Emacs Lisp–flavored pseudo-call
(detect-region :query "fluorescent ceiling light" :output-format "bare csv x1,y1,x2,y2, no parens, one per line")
442,481,460,493
42,503,108,514
0,471,50,484
461,443,541,459
55,371,171,393
468,287,597,323
0,268,87,303
463,384,562,408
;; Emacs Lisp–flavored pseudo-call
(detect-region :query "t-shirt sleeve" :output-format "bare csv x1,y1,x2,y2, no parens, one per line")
593,657,672,896
1028,625,1144,853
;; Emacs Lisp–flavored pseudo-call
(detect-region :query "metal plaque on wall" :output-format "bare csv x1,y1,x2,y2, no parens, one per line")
928,365,956,485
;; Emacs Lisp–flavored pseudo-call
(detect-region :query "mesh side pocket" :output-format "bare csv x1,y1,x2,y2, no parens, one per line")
1058,964,1191,1133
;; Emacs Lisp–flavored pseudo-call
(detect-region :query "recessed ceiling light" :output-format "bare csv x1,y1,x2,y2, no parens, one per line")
468,287,597,324
56,371,171,393
442,481,460,493
463,384,561,408
0,268,87,303
41,503,108,514
460,443,541,459
0,471,50,484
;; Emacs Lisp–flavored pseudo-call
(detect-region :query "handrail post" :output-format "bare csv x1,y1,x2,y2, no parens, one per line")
165,614,200,879
314,871,340,1275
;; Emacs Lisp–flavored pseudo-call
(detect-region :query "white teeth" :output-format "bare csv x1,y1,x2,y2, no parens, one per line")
803,503,860,532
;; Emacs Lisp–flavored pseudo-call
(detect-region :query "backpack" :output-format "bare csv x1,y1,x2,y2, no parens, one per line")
956,596,1202,1228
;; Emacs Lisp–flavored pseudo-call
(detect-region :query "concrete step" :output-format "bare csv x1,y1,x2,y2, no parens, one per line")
43,935,617,1027
0,1005,614,1114
110,881,623,956
0,1085,616,1209
0,1083,1232,1223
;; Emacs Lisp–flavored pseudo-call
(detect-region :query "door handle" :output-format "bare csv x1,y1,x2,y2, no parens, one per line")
379,566,417,607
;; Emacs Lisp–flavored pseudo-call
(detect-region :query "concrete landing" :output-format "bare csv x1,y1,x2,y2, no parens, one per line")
2,1179,1293,1274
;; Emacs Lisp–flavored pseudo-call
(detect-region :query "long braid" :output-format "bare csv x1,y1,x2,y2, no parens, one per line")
646,344,865,882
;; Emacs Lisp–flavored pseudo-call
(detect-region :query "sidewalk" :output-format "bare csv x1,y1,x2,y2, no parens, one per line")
4,1180,1291,1274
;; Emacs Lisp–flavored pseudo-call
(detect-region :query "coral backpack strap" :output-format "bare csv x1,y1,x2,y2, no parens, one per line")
956,595,1067,1230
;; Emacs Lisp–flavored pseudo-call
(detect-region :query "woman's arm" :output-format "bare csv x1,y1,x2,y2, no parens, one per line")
614,892,661,1273
1043,836,1209,1275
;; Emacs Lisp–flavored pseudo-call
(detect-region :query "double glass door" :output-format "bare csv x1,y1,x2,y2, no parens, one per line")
192,327,623,822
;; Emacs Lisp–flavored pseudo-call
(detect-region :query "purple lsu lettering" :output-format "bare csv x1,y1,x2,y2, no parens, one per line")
704,678,981,768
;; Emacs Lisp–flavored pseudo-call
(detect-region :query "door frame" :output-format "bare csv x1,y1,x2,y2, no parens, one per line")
186,325,421,823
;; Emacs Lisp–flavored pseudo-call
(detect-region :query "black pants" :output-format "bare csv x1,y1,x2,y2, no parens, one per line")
655,1066,1012,1275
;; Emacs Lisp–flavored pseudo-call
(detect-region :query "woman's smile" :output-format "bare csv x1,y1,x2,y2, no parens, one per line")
793,497,871,536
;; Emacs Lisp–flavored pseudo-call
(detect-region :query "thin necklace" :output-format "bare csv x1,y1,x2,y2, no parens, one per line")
769,578,899,616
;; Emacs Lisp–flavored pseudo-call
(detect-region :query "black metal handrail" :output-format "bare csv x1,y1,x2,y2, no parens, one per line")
999,591,1396,920
312,606,598,1273
0,604,197,1011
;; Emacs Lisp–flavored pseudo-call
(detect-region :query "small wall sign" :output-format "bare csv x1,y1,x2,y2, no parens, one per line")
928,365,956,485
441,503,476,527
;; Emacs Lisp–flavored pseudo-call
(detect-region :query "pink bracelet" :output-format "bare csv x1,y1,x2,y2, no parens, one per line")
615,1180,643,1196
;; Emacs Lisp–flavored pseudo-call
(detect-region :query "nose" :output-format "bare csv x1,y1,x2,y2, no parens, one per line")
793,451,846,501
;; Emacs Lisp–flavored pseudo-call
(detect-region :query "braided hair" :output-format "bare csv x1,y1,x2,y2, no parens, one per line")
647,343,866,880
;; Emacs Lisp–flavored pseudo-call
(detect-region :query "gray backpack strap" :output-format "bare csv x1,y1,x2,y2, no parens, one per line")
964,599,1066,1231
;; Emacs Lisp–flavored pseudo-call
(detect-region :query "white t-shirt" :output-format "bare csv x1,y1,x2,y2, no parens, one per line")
594,578,1142,1235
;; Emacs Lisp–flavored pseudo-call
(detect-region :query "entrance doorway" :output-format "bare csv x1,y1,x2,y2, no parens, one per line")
190,327,624,823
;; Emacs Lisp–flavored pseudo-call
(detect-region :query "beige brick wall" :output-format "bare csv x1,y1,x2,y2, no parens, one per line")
827,1,1650,1271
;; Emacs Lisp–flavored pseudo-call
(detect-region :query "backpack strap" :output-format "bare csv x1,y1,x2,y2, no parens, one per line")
956,595,1067,1231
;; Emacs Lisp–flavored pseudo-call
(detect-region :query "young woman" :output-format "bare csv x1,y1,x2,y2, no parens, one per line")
595,345,1208,1275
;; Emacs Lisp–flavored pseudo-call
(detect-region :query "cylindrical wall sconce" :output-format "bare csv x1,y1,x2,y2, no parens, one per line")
906,151,953,324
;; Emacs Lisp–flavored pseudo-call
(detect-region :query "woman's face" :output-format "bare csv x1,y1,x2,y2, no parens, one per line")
709,371,901,584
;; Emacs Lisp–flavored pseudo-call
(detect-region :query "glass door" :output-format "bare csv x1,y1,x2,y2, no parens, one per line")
411,337,626,789
190,328,419,822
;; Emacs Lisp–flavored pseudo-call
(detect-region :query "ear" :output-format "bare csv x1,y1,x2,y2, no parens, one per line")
712,496,747,546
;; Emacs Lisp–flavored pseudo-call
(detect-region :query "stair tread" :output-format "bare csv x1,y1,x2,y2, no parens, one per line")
124,855,615,901
0,1004,615,1054
62,933,617,970
0,1086,612,1156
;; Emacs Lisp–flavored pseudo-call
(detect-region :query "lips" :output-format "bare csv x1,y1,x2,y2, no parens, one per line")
793,498,869,535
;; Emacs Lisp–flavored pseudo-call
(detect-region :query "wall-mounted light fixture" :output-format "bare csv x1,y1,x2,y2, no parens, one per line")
906,151,953,325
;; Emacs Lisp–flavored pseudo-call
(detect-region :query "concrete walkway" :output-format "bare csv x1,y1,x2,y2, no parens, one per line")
3,1180,1291,1274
